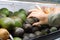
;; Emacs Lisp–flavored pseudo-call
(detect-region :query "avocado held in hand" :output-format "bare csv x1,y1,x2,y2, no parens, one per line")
25,17,39,24
0,8,9,16
0,28,10,40
0,17,15,29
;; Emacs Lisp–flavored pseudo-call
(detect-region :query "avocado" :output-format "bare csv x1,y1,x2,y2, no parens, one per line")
45,28,50,33
35,31,42,36
32,27,39,33
23,34,29,40
12,17,23,27
0,17,15,29
50,27,57,32
23,24,32,33
17,12,26,21
25,17,39,24
14,11,19,16
29,33,36,38
41,29,48,35
19,9,27,16
0,8,9,16
23,24,32,29
14,27,24,37
8,11,13,17
25,18,34,24
14,9,27,21
14,37,22,40
33,25,41,31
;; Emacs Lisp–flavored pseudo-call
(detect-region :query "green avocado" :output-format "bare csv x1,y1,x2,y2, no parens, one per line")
0,8,9,16
0,17,15,29
50,27,57,32
14,11,19,16
8,11,13,17
12,17,23,27
14,37,22,40
17,12,26,21
14,9,27,21
19,9,27,16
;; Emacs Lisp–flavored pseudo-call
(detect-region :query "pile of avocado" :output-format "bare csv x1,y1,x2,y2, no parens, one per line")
0,8,59,40
0,8,27,40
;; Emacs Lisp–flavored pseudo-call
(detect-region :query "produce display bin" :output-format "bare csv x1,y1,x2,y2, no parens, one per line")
0,1,60,40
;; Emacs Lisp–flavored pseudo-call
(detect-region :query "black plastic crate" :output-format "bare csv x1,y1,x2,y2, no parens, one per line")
31,30,60,40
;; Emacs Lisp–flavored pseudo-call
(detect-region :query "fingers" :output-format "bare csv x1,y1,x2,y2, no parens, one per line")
32,21,44,26
29,9,38,12
27,12,38,18
35,5,42,10
27,12,34,18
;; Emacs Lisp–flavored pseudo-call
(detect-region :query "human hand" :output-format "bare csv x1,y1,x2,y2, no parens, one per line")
27,6,49,26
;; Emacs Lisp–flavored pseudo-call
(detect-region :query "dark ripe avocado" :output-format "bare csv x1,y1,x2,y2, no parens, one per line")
23,33,29,37
25,18,34,24
45,28,50,33
56,26,60,30
14,27,24,37
12,17,23,27
39,24,50,30
28,33,36,38
0,17,15,29
32,27,39,33
35,31,42,36
25,17,39,24
23,34,29,40
23,24,32,29
41,24,50,28
14,37,22,40
50,27,57,32
23,24,32,33
0,28,10,40
31,17,39,22
41,29,48,35
0,8,9,16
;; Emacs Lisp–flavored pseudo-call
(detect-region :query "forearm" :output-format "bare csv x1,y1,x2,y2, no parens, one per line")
48,13,60,26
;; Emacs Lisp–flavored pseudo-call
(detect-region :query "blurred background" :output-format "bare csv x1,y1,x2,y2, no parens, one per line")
1,0,60,4
13,0,60,2
0,0,60,4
